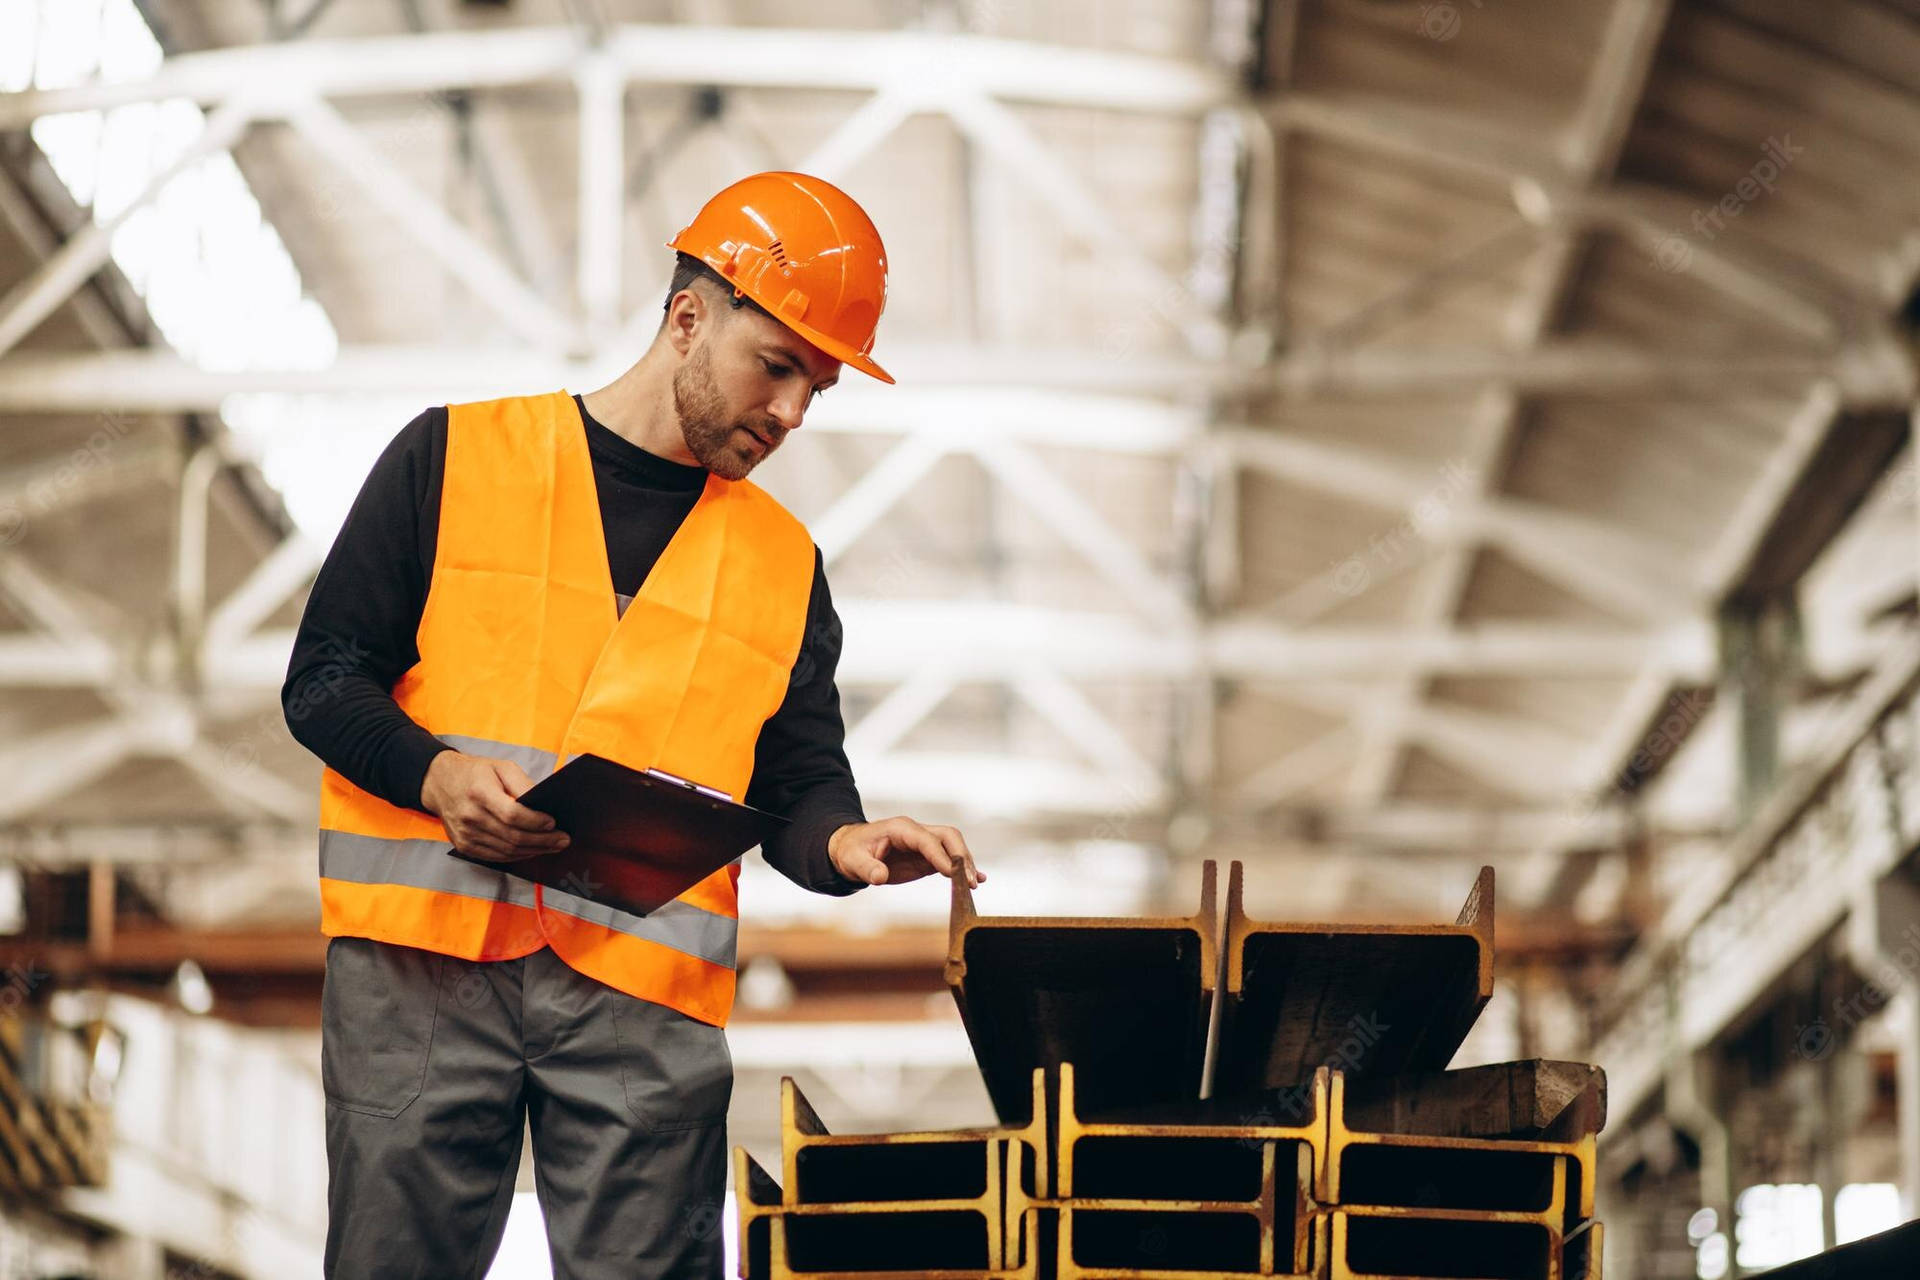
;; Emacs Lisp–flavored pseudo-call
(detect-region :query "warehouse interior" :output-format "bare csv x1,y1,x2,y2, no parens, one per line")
0,0,1917,1275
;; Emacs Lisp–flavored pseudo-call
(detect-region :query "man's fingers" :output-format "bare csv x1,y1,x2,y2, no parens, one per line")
828,819,983,889
476,808,569,852
466,796,568,852
459,828,563,862
479,782,558,835
893,819,983,886
494,799,564,837
931,825,982,886
888,820,957,877
456,833,519,862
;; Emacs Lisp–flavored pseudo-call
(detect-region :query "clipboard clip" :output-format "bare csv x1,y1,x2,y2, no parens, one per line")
643,767,734,804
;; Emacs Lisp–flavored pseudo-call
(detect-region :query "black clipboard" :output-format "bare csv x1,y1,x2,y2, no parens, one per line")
447,753,786,918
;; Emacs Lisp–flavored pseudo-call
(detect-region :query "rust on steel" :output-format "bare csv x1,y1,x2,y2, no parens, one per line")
754,1208,1047,1280
736,854,1612,1278
736,1144,1048,1279
1337,1058,1606,1143
1325,1071,1596,1234
946,861,1220,1122
1052,1059,1323,1277
734,1070,1049,1278
1329,1208,1566,1280
1214,863,1495,1095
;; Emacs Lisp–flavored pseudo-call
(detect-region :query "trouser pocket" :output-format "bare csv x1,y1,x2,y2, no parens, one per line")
611,994,733,1132
321,937,445,1118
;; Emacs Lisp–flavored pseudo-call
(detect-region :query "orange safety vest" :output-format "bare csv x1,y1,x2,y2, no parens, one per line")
316,390,815,1026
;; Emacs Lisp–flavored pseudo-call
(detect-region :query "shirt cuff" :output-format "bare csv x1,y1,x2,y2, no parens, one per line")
802,810,872,896
392,728,454,812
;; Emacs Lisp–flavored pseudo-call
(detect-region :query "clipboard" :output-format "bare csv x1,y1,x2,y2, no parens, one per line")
447,753,787,918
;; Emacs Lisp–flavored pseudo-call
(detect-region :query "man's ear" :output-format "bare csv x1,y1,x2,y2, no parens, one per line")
664,288,705,356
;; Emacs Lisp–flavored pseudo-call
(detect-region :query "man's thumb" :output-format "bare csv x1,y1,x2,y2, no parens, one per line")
491,758,536,797
837,842,889,885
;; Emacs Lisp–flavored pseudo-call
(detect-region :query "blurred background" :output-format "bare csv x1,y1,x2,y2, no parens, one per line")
0,0,1916,1275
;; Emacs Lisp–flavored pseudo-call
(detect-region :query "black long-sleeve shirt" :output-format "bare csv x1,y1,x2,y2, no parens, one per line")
282,395,867,896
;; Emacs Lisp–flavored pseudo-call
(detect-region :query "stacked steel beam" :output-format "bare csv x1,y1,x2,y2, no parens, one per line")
735,1069,1049,1279
1050,1059,1325,1277
1323,1067,1601,1280
737,862,1607,1279
0,1014,108,1196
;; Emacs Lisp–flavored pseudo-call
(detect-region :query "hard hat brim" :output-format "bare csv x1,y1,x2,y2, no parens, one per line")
776,311,895,386
661,235,894,384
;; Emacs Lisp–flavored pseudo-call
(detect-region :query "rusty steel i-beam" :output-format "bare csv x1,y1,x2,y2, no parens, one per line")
945,861,1220,1122
1214,863,1496,1095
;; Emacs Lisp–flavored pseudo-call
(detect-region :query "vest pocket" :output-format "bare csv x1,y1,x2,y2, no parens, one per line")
320,937,446,1118
611,994,734,1132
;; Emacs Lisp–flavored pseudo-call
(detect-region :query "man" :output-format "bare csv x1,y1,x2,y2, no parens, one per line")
283,171,981,1279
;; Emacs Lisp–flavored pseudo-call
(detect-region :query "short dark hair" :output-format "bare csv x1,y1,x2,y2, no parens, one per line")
663,251,774,323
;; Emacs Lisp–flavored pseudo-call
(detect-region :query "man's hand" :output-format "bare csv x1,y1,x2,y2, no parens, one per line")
827,817,983,888
420,750,570,863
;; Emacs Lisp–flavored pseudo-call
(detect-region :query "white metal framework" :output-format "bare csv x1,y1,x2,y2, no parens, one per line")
0,9,1914,878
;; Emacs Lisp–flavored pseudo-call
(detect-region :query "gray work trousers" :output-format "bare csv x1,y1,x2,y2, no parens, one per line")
321,937,731,1280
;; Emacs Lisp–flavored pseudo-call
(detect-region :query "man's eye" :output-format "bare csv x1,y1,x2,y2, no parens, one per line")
763,360,788,378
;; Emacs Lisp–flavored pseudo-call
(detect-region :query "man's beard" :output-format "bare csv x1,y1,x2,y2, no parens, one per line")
673,343,781,480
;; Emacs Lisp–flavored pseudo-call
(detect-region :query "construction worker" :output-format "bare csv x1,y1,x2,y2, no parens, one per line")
282,171,982,1279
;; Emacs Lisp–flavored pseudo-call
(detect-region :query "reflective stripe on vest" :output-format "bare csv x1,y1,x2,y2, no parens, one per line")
316,390,814,1025
318,832,740,967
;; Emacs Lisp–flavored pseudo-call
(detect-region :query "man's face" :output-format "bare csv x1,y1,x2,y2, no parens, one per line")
673,300,841,480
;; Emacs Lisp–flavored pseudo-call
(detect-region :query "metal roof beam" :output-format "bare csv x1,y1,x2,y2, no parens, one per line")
1511,382,1859,895
1233,726,1356,809
0,26,1233,129
214,611,1711,689
1207,616,1716,682
1346,0,1678,806
573,51,625,334
1345,395,1517,802
1226,429,1698,621
853,750,1167,817
285,98,581,353
3,338,1898,415
0,99,255,360
968,439,1194,623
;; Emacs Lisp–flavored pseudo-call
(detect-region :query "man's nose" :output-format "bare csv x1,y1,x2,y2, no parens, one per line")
768,388,807,433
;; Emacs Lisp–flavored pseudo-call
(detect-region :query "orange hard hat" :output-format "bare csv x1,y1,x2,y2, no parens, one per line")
667,171,893,384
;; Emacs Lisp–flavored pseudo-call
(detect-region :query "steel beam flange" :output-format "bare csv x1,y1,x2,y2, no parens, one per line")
1326,1072,1596,1234
1335,1059,1606,1144
737,1074,1052,1274
1564,1219,1604,1280
1216,864,1495,1095
737,1147,1050,1279
1329,1206,1567,1280
947,862,1220,1122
